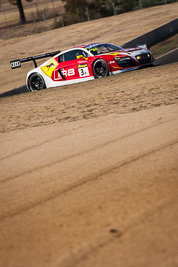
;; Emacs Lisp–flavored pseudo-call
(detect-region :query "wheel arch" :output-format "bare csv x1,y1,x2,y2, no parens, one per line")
27,72,35,91
92,57,110,78
92,57,111,75
27,72,46,92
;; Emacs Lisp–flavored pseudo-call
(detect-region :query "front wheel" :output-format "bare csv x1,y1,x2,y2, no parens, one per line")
92,59,109,78
28,73,46,92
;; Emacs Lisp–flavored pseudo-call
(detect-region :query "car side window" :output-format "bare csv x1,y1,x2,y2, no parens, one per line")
63,49,89,62
58,54,64,62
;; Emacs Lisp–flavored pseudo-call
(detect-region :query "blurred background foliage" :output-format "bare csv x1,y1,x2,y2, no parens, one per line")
59,0,177,26
1,0,177,39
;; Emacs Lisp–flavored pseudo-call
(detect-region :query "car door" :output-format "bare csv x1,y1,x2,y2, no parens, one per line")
52,49,92,82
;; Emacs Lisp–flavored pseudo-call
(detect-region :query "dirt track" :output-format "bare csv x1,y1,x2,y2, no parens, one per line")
1,63,178,133
0,3,178,267
0,61,178,266
0,103,178,267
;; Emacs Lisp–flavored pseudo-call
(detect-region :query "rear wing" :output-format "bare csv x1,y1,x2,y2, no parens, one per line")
138,44,148,49
10,50,61,69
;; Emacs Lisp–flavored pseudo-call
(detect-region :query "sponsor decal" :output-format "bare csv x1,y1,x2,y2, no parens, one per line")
78,64,88,68
112,66,122,69
108,52,120,56
41,58,58,78
90,48,98,52
11,60,21,69
77,60,88,64
78,64,89,77
54,68,75,80
85,43,101,49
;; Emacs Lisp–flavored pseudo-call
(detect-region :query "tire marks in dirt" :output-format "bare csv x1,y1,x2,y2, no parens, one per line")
0,139,177,222
0,118,175,184
60,194,178,267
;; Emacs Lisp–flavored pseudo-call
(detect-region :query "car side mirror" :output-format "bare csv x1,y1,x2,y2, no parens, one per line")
77,55,84,59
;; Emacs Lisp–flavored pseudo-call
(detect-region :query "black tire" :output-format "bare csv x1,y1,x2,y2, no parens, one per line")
92,59,109,78
28,73,46,92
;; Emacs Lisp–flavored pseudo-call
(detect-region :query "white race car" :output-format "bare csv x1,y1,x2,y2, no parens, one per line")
10,42,153,91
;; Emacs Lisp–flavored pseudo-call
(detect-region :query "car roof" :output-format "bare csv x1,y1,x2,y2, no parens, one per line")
71,43,105,49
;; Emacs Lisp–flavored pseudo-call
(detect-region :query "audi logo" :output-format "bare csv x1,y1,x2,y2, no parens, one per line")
11,61,21,68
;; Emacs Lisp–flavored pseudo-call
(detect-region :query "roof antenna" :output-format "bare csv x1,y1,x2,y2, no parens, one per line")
66,34,76,47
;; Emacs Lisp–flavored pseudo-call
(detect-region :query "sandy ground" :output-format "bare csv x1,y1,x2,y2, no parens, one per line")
0,103,178,267
0,3,178,267
0,63,178,133
0,62,178,266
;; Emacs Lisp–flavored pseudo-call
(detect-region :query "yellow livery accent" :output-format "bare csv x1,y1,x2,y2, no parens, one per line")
77,55,88,60
78,64,87,68
41,58,58,78
108,52,120,56
112,65,123,69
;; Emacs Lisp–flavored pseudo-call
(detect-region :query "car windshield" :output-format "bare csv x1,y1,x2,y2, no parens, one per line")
86,43,122,55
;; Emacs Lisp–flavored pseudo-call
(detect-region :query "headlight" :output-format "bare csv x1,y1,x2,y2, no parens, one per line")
136,55,141,60
136,54,151,61
114,56,137,67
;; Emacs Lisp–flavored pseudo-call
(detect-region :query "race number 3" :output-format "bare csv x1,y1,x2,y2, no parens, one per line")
78,67,89,77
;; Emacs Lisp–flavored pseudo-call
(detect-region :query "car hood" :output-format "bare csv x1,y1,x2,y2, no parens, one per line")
109,47,150,57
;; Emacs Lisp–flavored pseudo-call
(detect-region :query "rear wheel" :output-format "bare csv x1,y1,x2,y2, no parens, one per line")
28,73,46,92
93,59,109,78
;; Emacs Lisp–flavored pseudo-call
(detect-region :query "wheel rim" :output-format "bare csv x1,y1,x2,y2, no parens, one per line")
30,75,44,91
94,61,107,77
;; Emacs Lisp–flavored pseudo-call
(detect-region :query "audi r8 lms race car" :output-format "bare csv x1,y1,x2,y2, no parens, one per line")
10,42,153,92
